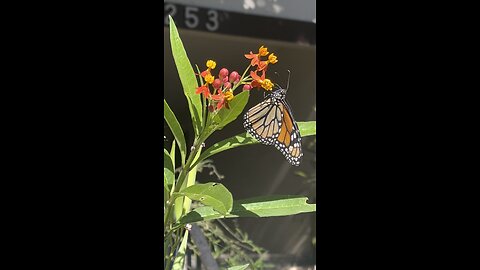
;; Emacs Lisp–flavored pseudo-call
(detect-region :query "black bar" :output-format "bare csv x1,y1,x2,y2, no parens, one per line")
164,2,316,45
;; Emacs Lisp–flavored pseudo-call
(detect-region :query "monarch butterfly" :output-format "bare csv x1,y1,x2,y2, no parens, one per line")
243,71,303,166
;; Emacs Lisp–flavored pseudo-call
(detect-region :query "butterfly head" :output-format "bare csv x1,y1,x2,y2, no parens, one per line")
271,88,286,99
270,70,290,99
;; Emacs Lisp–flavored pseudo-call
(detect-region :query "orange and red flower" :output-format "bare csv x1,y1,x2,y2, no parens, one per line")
195,46,278,104
245,46,277,72
212,89,234,110
196,60,218,98
195,85,210,98
250,70,274,91
245,46,268,66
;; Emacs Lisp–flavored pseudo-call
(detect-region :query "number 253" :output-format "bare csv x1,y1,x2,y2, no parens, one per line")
165,4,219,32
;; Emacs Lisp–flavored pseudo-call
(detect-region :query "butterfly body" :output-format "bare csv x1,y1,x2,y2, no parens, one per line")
243,87,303,166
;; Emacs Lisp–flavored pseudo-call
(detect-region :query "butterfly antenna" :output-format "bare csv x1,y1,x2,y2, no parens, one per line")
286,70,291,92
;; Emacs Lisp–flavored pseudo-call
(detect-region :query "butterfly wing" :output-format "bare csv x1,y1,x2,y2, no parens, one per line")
243,98,283,146
274,99,303,166
244,96,303,166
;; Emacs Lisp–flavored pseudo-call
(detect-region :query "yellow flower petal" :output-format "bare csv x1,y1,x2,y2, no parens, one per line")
225,90,234,101
206,60,216,69
261,79,273,91
268,53,278,64
205,74,214,84
258,46,269,57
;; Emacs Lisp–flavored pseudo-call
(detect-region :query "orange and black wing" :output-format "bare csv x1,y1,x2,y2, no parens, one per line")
243,98,283,146
273,100,303,166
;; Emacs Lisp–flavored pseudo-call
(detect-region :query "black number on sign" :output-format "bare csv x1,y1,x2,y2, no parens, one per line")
164,3,221,32
185,6,199,28
206,10,219,31
164,3,177,25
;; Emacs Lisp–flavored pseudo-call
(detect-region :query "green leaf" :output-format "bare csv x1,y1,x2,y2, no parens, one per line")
164,183,169,208
227,264,250,270
213,91,250,129
170,140,176,172
174,195,184,223
177,195,315,225
169,16,202,136
191,121,316,168
175,149,203,222
191,132,256,169
164,149,174,189
175,182,233,215
164,99,186,164
182,149,202,213
177,206,223,224
231,195,316,217
164,149,174,206
169,141,176,194
297,121,316,137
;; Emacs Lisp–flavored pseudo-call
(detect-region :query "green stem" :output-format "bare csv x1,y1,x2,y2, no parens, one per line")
164,150,197,229
164,231,171,265
231,65,252,92
240,64,251,81
164,123,216,233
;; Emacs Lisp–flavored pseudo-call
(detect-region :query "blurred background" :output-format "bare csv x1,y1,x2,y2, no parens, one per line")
164,0,316,268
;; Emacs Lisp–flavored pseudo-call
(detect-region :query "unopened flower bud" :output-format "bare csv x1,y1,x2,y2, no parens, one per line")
213,78,222,89
219,68,229,80
229,71,240,83
223,82,231,89
243,84,253,91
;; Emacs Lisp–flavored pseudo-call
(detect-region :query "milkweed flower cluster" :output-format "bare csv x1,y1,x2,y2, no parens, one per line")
195,45,278,110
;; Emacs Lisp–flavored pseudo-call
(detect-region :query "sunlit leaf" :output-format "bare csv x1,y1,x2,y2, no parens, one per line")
298,121,316,137
164,149,174,189
164,149,174,206
177,195,315,224
164,99,186,164
213,91,250,129
169,16,202,136
227,264,250,270
175,182,233,215
182,149,202,213
191,121,316,168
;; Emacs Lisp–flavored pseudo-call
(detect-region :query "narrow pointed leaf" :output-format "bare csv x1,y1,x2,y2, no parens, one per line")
164,149,174,189
213,91,249,129
170,140,176,171
169,16,202,136
227,264,250,270
177,195,315,225
164,99,186,164
164,149,174,206
182,149,202,213
191,121,316,168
